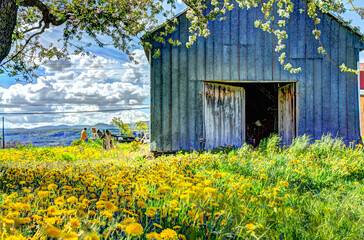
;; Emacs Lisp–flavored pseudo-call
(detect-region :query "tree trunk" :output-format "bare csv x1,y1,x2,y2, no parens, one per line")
0,0,18,64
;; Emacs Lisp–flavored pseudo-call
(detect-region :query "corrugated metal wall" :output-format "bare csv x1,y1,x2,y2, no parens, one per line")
148,0,364,152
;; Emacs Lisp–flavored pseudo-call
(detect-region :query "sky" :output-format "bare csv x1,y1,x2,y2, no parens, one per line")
0,1,363,129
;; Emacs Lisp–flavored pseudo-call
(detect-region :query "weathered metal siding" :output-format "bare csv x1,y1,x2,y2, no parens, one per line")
204,83,245,149
148,0,364,152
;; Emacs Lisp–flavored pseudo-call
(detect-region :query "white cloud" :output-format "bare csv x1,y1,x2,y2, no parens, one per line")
0,50,150,128
44,59,72,73
120,49,150,84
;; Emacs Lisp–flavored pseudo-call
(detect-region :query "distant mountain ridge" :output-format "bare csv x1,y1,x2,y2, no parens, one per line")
3,122,149,147
4,124,118,147
28,123,116,130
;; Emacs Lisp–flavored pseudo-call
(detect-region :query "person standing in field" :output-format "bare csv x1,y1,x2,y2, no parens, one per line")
97,129,104,139
104,130,111,150
104,129,115,150
81,128,88,142
109,133,115,150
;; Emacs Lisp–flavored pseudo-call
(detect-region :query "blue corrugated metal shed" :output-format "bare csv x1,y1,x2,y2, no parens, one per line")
144,0,364,152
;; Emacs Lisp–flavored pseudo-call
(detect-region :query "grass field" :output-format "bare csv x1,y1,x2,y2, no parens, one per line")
0,135,363,239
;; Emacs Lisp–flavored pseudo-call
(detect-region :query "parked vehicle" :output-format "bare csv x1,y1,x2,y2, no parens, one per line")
109,129,136,143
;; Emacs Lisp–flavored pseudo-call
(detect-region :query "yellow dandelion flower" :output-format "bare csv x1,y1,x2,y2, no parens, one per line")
47,183,58,191
121,218,136,225
102,211,113,218
4,234,27,240
16,217,31,225
37,191,50,198
124,223,144,237
55,196,65,206
20,203,31,211
172,193,180,198
104,201,117,211
125,196,133,201
82,199,91,205
245,223,256,235
160,228,178,240
187,210,195,217
203,180,212,185
70,218,81,228
137,200,147,208
146,232,161,240
32,215,42,221
47,205,58,213
84,231,100,240
169,200,179,209
179,194,189,200
245,223,255,230
67,196,78,203
45,225,62,238
88,211,96,216
146,207,156,218
203,187,217,194
65,209,77,215
3,218,15,224
63,231,79,240
279,181,289,188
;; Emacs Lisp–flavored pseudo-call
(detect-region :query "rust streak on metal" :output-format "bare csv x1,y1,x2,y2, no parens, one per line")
272,29,274,81
204,37,207,81
346,68,349,138
170,45,173,148
238,45,241,81
313,57,315,139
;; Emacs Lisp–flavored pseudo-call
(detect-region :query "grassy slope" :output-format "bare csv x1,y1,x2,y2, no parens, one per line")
0,135,363,239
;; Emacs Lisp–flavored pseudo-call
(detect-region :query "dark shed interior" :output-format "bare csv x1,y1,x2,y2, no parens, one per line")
220,82,289,146
244,84,278,146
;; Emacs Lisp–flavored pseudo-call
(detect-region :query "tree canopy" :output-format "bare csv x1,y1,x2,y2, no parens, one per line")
0,0,363,80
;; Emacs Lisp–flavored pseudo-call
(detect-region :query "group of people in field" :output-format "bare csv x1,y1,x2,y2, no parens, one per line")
80,128,114,150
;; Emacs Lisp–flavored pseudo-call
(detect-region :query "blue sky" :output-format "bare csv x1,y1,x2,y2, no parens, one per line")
0,1,363,128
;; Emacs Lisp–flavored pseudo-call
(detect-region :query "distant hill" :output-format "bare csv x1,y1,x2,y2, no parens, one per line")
32,125,71,130
2,122,150,148
30,123,115,130
3,124,119,147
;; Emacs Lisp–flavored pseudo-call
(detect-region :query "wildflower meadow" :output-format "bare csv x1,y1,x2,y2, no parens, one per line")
0,135,363,239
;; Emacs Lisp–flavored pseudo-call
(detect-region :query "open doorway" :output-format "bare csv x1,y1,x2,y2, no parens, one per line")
203,82,296,149
244,82,296,146
244,84,278,146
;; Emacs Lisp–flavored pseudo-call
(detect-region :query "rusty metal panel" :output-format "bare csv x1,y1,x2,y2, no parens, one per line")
278,83,296,145
204,83,245,149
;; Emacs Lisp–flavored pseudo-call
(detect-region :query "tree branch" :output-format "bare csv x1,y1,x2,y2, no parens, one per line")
0,23,47,66
19,0,67,26
22,19,44,34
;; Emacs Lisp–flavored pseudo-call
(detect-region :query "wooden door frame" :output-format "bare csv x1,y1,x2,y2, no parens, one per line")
278,82,297,145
